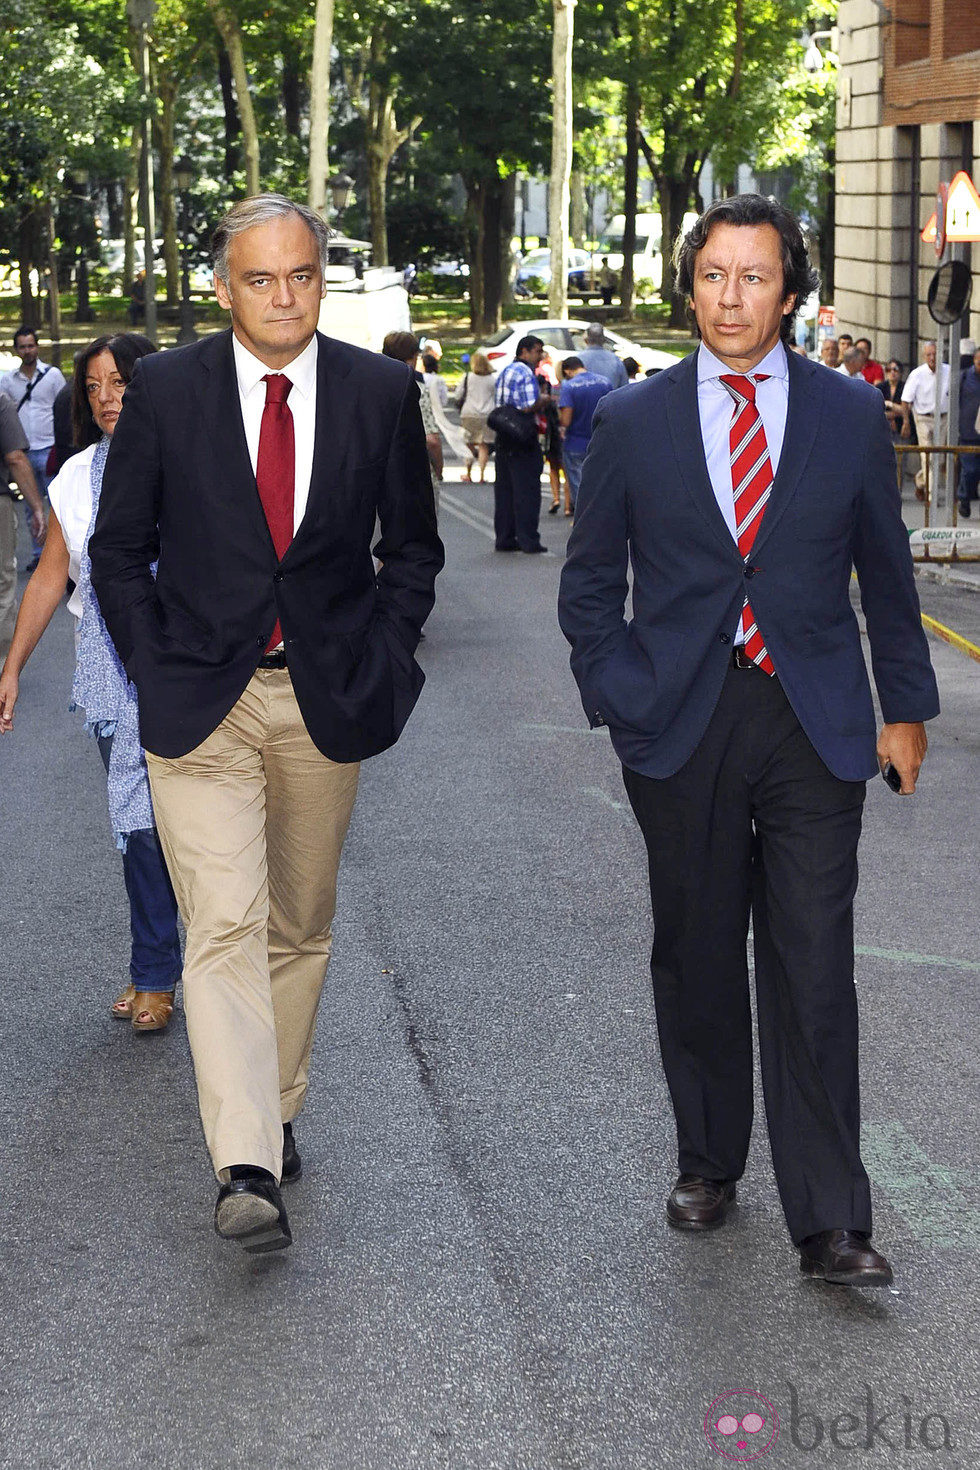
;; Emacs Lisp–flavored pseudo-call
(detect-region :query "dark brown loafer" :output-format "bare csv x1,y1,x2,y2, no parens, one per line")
666,1174,737,1231
799,1230,893,1287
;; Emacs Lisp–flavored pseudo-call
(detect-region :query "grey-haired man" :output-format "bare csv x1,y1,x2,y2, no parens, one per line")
90,194,443,1253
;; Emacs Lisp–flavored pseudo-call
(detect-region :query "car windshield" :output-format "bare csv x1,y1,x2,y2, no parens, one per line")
598,230,656,253
484,326,514,347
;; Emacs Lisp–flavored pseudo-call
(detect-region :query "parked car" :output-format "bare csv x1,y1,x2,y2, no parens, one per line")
516,248,595,299
475,319,680,376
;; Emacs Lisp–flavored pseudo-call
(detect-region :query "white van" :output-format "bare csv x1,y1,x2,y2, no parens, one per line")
596,211,699,294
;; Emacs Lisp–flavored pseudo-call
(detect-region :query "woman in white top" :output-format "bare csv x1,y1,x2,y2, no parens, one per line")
453,351,497,482
0,333,182,1033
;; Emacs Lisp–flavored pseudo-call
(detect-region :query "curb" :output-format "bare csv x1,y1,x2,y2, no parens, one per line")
914,563,980,593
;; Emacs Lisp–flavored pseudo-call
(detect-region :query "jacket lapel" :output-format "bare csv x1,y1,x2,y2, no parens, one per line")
290,331,357,555
199,329,275,554
664,352,744,562
751,349,822,555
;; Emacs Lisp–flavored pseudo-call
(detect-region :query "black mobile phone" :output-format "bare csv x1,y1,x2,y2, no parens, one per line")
882,762,903,793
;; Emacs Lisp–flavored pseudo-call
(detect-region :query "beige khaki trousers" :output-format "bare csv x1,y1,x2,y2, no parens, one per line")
912,410,947,491
146,668,359,1182
0,495,18,658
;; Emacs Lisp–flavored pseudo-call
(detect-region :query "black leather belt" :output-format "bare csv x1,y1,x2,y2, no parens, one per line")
732,646,759,669
257,648,287,669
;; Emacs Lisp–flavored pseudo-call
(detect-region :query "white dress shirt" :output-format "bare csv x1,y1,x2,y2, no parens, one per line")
231,333,318,533
901,361,950,418
47,441,98,619
0,362,67,450
697,339,790,644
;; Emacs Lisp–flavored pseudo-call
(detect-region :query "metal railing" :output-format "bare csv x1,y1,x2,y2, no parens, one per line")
894,444,980,560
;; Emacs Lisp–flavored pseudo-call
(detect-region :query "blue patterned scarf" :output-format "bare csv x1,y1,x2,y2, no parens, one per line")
71,435,155,849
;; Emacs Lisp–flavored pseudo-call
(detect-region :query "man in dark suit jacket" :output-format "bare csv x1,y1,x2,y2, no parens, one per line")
90,194,443,1254
558,195,939,1288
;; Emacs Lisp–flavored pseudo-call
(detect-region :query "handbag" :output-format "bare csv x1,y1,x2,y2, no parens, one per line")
487,400,538,449
455,372,469,411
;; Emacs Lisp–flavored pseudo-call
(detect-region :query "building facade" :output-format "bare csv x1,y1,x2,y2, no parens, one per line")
835,0,980,368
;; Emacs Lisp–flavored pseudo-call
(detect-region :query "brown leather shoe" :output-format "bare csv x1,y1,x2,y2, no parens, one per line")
666,1174,737,1231
799,1230,893,1287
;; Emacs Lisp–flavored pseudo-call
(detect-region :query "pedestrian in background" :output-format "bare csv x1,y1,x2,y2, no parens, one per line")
1,326,66,571
622,356,642,381
0,397,46,659
837,346,866,380
557,355,612,516
577,322,628,389
0,332,182,1032
855,337,884,385
454,351,496,483
91,195,442,1255
598,257,618,306
900,341,950,499
819,336,840,369
537,375,567,516
491,334,547,553
957,345,980,518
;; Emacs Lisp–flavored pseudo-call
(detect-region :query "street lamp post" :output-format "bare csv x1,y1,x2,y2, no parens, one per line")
127,0,157,343
174,154,197,345
328,172,354,223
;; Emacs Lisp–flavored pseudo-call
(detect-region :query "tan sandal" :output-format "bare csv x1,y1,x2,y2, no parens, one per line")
131,990,175,1032
112,983,137,1020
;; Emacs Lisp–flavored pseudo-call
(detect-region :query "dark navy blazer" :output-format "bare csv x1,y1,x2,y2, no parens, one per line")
90,329,443,762
558,348,940,781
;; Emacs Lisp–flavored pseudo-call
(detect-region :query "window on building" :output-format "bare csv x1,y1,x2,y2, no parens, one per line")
943,0,980,59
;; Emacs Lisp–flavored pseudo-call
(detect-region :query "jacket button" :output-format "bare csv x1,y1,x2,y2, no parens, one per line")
719,633,731,644
744,565,756,579
274,571,284,582
256,636,264,646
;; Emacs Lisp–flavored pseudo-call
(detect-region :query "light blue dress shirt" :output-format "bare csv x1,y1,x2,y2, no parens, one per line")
696,338,790,642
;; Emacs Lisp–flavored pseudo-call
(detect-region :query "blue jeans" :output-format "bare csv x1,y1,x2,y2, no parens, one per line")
97,736,182,991
25,448,51,560
959,444,980,503
562,446,587,510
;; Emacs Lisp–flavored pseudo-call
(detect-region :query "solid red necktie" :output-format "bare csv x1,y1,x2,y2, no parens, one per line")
256,373,294,652
720,373,775,676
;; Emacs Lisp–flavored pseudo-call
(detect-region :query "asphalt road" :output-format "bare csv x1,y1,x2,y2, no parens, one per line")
2,483,979,1470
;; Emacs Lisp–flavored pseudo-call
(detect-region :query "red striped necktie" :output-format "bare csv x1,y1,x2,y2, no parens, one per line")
720,373,775,676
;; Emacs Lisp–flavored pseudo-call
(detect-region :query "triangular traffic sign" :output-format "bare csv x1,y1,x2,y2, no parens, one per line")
945,170,980,241
921,211,937,243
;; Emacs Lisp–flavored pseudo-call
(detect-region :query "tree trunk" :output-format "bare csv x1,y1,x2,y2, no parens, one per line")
619,77,640,317
570,169,586,246
156,78,181,305
659,171,694,327
501,173,517,309
307,0,335,217
465,182,484,335
45,201,62,350
17,208,36,323
548,0,575,322
123,122,140,298
208,1,260,195
366,139,388,265
282,43,302,137
478,174,507,337
217,42,241,181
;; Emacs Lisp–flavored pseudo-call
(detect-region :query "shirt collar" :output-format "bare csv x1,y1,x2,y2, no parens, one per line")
232,332,318,400
697,339,789,385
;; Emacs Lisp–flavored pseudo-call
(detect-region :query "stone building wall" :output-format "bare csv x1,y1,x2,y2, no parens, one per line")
834,0,979,370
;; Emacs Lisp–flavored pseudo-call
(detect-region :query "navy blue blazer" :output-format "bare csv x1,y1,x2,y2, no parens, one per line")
558,348,939,781
90,329,443,762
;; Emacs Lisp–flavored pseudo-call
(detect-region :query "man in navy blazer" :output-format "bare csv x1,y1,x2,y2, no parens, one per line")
559,195,938,1287
90,195,443,1253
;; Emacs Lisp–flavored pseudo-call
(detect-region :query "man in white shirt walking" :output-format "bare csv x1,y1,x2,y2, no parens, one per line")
900,341,950,496
0,327,65,569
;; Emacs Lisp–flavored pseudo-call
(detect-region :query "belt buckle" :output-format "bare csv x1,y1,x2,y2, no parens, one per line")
732,647,755,670
258,648,287,670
